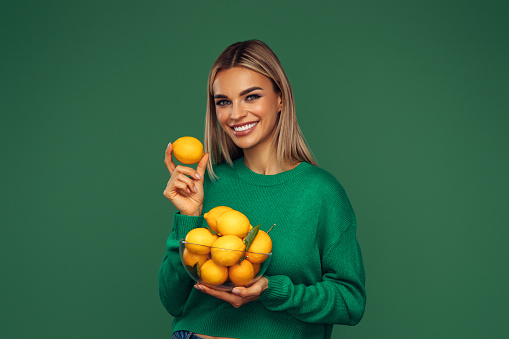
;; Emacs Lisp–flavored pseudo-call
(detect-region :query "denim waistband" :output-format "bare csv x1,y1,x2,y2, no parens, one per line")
172,330,206,339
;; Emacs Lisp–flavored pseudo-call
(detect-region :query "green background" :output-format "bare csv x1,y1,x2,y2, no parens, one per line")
2,1,508,338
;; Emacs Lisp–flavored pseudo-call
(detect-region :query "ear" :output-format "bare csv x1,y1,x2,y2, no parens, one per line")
278,94,282,112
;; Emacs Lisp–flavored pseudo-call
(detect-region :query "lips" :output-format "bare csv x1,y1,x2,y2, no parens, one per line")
230,121,258,136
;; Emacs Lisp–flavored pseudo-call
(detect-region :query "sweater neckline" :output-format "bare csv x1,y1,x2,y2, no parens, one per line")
233,157,311,186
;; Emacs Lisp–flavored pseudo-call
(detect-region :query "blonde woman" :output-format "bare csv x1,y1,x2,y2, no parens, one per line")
160,40,366,339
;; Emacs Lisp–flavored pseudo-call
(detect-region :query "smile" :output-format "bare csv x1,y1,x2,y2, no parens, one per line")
232,122,258,132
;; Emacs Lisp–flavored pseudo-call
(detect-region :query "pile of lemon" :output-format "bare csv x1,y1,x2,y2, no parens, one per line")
183,206,272,287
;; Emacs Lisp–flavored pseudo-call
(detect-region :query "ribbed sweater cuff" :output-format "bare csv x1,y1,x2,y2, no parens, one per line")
172,213,203,239
258,275,290,303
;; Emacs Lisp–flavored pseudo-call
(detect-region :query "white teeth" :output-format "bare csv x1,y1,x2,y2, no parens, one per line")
233,122,258,132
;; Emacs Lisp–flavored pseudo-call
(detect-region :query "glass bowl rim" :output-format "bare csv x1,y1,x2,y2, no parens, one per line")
180,239,272,256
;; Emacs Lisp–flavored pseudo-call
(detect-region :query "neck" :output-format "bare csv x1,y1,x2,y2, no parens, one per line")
243,144,299,175
243,147,279,175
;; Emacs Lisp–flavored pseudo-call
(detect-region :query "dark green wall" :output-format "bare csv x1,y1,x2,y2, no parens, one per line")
2,1,508,338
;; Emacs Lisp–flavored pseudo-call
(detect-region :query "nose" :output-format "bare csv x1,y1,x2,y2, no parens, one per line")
229,101,246,120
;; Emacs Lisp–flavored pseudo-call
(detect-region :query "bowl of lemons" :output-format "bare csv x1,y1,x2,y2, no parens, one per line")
179,207,273,291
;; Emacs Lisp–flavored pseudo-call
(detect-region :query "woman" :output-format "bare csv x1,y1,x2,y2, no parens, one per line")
159,40,366,339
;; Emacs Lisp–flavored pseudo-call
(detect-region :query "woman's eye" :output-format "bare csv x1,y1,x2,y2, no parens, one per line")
216,100,230,106
246,94,261,101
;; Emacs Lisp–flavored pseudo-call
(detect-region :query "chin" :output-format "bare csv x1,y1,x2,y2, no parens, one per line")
232,141,254,150
228,135,255,150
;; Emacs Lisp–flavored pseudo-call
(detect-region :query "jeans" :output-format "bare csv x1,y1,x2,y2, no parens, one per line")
172,330,206,339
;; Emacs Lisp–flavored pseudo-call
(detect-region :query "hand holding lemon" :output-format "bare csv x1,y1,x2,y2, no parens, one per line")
163,137,209,216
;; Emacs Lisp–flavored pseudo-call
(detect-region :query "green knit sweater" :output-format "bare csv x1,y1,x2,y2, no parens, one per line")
159,158,366,339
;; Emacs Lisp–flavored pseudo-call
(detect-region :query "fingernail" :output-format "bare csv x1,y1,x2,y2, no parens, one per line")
232,288,241,295
187,188,191,194
195,285,203,291
194,186,198,193
195,173,201,179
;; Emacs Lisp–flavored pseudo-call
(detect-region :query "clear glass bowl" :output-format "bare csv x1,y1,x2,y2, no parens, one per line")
179,239,272,291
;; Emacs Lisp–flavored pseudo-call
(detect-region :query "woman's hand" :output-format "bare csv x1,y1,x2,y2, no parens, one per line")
194,277,269,308
163,142,209,216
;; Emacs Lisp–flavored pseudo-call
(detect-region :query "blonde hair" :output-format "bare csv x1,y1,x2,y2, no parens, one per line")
204,40,317,180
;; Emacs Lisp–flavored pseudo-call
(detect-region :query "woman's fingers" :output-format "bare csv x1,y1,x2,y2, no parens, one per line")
164,143,176,174
165,170,196,194
163,143,208,216
172,179,193,194
196,153,210,178
194,284,240,306
193,277,268,308
174,164,202,181
164,176,193,199
163,144,208,211
165,164,203,197
165,142,208,181
175,172,198,193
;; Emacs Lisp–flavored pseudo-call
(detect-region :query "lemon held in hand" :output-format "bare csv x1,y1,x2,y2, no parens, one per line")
172,136,204,164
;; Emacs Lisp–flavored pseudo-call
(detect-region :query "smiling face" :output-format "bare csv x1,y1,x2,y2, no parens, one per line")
212,67,282,152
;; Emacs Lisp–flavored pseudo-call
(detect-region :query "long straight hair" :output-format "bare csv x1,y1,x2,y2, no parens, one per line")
204,40,317,180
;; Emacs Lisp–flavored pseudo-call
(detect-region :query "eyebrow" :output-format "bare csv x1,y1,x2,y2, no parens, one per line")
213,86,263,99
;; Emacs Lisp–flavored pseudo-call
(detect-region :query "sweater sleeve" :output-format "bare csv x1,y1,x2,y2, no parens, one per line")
158,213,203,317
257,181,366,325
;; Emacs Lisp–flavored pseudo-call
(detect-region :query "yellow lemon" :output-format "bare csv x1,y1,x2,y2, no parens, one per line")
185,228,218,255
182,248,209,267
216,210,251,238
246,230,272,264
204,206,233,232
200,259,228,285
252,262,261,276
211,235,246,267
172,136,204,164
229,260,255,286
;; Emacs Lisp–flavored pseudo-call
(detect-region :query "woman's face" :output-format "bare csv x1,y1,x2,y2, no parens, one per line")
213,67,282,152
